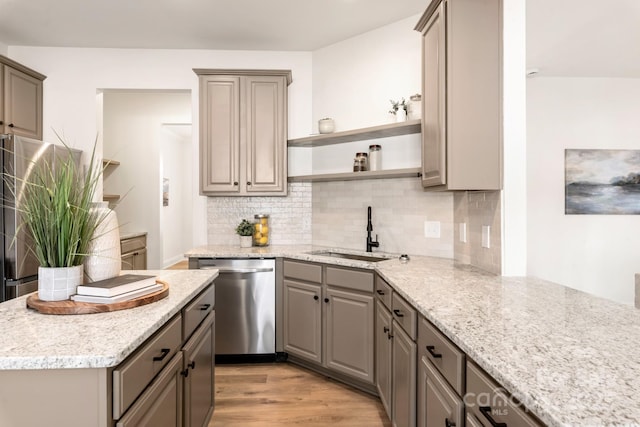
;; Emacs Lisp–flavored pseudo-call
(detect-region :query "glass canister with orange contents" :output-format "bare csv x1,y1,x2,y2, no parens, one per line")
253,214,270,246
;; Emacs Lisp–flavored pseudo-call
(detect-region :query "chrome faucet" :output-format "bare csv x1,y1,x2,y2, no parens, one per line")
366,206,379,252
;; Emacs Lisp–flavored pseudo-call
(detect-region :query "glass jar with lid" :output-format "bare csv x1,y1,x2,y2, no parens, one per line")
253,214,270,246
355,152,368,172
368,145,381,171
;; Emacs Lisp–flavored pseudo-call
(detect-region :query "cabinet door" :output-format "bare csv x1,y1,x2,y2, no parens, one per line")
133,248,147,270
244,75,287,194
121,252,134,270
183,313,215,427
116,352,184,427
325,287,374,384
420,0,446,188
283,279,322,364
392,320,417,427
3,65,43,139
199,75,241,194
418,356,463,427
376,300,393,419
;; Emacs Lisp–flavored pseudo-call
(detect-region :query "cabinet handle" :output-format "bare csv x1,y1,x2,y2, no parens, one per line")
233,181,239,186
133,251,139,256
153,348,170,362
426,345,442,359
188,361,196,369
247,181,252,186
200,303,211,311
393,309,404,317
0,121,3,125
387,333,393,340
376,290,385,295
383,326,389,333
313,295,319,300
8,123,14,128
181,369,189,377
479,407,507,427
324,298,329,303
445,418,456,427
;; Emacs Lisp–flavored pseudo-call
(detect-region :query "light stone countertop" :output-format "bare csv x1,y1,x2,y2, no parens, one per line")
0,269,217,370
188,245,640,427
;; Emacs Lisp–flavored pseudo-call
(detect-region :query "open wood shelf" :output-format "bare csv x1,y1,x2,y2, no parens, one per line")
102,158,120,166
288,167,422,183
103,194,120,202
288,119,421,148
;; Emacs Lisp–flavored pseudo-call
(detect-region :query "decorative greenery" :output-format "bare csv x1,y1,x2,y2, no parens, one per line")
389,98,408,115
4,132,108,268
235,219,255,236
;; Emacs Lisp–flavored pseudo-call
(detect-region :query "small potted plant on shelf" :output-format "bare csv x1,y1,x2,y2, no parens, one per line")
235,219,254,248
389,98,408,122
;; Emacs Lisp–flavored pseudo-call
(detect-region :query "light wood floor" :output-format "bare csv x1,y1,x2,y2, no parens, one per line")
210,363,391,427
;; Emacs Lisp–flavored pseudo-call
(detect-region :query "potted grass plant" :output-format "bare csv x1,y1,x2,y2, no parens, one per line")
6,134,109,301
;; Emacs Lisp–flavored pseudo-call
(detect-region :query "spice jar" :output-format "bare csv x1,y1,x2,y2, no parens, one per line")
355,152,368,172
253,214,270,246
369,145,381,171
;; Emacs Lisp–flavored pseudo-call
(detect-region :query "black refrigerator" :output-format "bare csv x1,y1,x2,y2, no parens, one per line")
0,134,81,302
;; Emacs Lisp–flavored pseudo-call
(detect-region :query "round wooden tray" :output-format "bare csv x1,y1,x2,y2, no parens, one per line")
26,280,169,315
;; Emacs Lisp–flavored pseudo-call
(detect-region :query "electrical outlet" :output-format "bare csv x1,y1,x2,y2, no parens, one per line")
424,221,441,238
482,225,491,248
459,222,467,243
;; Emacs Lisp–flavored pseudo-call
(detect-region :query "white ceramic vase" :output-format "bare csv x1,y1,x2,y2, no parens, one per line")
38,265,84,301
240,235,253,248
396,108,407,122
318,118,335,134
84,202,121,283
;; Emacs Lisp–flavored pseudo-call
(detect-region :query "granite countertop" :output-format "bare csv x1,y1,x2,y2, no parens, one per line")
0,269,217,370
188,245,640,426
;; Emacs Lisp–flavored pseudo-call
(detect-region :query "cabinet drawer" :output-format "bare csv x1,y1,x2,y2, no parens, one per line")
113,314,182,419
418,316,465,395
183,284,215,341
374,275,393,310
326,266,373,293
121,235,146,254
391,293,417,340
284,260,322,284
466,361,542,426
116,351,183,427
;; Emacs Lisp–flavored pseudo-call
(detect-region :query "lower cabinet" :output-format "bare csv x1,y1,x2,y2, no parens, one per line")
121,234,147,270
375,300,393,416
115,283,216,427
283,260,375,388
417,356,463,427
116,352,184,427
182,312,215,427
392,317,417,427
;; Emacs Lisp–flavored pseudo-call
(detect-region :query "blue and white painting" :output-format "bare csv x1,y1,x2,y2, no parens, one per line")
565,149,640,215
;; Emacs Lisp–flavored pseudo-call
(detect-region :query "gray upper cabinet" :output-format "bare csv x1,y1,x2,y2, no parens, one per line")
415,0,502,190
0,55,45,140
194,69,291,196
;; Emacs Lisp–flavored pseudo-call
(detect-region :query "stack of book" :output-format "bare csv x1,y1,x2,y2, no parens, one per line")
71,274,160,304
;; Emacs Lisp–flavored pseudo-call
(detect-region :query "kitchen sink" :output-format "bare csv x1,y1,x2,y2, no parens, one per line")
307,250,389,263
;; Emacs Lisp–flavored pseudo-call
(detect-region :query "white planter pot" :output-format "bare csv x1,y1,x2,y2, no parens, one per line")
318,118,335,134
84,202,121,282
239,236,253,248
38,265,84,301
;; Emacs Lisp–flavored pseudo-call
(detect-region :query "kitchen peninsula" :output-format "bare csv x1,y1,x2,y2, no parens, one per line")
0,269,217,427
188,245,640,426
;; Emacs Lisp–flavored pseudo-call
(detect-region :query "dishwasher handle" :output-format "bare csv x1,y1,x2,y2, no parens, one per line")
200,266,274,274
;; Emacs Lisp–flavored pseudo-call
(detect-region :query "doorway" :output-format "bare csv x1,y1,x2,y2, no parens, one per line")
100,90,193,269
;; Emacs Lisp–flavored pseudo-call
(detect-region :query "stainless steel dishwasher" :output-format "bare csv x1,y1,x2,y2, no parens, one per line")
192,258,275,361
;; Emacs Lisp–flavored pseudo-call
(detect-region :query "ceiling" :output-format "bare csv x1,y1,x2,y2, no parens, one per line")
0,0,426,51
527,0,640,78
1,0,638,78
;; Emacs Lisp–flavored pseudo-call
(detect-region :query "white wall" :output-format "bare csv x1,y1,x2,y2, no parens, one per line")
160,124,193,267
0,42,8,56
527,77,640,305
7,46,313,251
312,14,422,132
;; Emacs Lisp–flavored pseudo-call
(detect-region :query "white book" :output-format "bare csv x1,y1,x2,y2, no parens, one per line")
76,274,157,297
71,283,163,304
